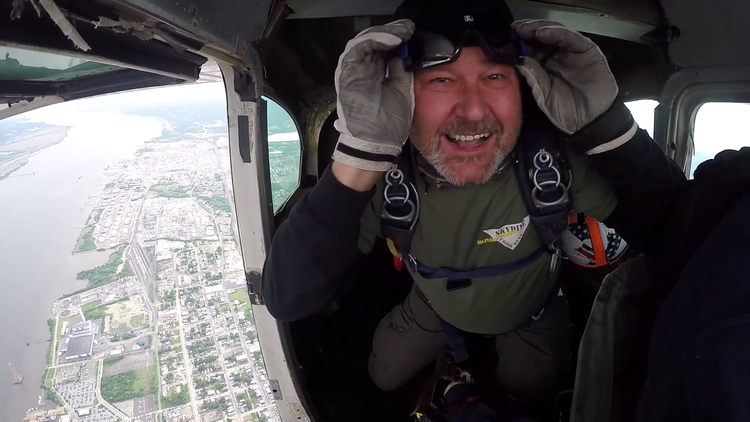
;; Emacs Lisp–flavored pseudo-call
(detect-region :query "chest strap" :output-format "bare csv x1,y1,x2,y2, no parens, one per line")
406,246,548,291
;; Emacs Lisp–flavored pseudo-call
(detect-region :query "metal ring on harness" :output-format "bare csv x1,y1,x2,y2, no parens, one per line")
532,182,569,207
533,149,554,169
384,183,410,205
382,197,416,222
385,168,404,186
532,166,562,192
535,150,551,167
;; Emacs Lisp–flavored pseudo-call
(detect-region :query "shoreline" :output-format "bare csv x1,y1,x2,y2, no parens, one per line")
0,126,71,180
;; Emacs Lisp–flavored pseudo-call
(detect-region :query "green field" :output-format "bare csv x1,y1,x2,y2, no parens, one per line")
101,366,158,402
130,315,145,329
149,183,189,199
73,225,97,253
46,318,57,364
133,366,157,392
83,304,109,321
43,368,55,388
104,355,126,369
81,300,102,313
229,289,251,309
199,196,233,214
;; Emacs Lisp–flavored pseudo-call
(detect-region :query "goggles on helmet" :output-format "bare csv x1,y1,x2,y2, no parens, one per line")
391,12,527,71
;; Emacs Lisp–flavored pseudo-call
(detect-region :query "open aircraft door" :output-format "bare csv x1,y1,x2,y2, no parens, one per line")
1,0,311,420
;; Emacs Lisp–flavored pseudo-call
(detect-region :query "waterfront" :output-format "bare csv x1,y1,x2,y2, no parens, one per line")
0,108,162,421
0,83,295,422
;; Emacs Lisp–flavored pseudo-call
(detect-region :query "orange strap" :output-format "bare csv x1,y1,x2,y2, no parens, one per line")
585,216,607,267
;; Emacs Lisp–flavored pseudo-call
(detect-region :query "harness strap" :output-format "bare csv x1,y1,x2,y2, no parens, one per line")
381,144,420,257
514,129,572,249
405,246,548,291
439,317,471,364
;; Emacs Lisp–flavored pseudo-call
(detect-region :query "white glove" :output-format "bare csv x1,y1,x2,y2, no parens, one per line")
332,19,415,172
513,20,619,135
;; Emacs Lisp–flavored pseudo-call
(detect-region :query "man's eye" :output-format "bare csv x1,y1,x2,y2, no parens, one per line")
431,77,450,84
488,74,505,80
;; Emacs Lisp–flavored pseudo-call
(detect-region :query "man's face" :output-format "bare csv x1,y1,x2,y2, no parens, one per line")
410,47,523,186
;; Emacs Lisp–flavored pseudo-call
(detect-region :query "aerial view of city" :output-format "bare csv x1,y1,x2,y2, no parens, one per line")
0,81,300,422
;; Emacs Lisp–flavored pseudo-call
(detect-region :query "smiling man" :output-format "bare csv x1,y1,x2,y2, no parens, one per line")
411,46,522,186
263,0,687,405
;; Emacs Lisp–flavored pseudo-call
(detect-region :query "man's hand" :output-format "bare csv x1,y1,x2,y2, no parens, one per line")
512,19,618,135
332,19,415,176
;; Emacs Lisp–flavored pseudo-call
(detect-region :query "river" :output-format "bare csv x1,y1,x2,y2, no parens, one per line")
0,106,164,421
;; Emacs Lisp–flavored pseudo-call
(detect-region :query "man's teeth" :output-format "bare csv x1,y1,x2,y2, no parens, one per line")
447,133,490,141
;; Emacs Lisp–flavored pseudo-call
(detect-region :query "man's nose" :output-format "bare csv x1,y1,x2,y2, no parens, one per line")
455,84,490,122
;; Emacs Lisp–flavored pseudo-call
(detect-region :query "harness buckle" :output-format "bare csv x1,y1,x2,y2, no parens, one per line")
404,253,418,273
548,248,568,275
532,184,570,208
382,162,419,228
384,183,411,205
385,165,405,185
381,199,416,224
530,149,570,209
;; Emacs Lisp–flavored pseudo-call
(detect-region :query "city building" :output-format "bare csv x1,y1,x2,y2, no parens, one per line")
61,321,96,361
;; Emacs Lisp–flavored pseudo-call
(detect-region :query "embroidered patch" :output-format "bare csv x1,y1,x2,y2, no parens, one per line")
477,216,530,250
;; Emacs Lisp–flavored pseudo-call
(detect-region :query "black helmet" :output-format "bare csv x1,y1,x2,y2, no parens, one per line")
393,0,524,70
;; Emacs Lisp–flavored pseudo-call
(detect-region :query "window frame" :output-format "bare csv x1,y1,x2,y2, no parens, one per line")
221,62,311,422
689,101,750,176
658,67,750,177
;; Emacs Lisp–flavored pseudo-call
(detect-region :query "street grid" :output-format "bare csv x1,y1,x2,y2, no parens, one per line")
43,129,286,422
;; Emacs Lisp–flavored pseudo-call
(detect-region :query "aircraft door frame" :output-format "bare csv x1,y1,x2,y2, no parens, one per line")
656,66,750,177
218,56,312,422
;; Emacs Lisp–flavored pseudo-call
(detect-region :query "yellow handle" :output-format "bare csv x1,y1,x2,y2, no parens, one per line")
386,238,401,258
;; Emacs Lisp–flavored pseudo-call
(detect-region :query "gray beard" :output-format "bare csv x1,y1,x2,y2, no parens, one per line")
420,139,514,186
